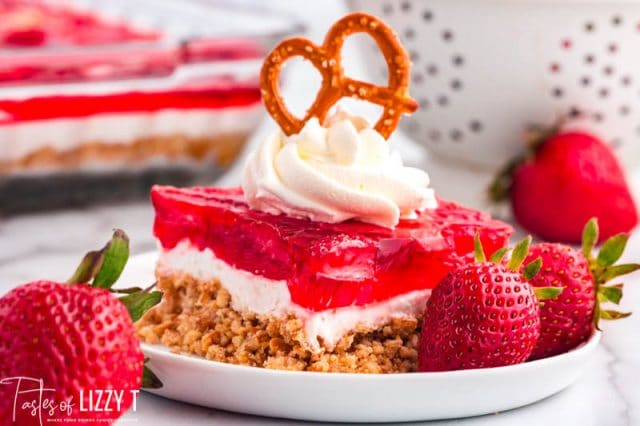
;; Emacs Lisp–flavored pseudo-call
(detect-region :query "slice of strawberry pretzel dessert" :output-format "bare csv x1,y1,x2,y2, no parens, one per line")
136,13,513,373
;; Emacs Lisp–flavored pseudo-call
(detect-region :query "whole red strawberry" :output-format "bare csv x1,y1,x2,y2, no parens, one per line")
0,231,162,425
490,124,638,243
526,219,638,360
418,236,555,372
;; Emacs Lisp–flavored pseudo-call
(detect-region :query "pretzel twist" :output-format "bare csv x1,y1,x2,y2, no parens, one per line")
260,12,418,140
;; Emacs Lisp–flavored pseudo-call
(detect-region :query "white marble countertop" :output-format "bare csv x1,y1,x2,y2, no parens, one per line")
2,1,640,425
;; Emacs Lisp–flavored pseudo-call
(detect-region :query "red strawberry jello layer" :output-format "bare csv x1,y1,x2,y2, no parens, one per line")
149,185,513,355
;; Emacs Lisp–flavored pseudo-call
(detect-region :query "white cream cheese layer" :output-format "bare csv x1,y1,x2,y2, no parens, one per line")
158,241,431,352
242,112,437,229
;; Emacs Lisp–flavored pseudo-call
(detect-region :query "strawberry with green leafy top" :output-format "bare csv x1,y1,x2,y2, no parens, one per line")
525,218,639,360
418,235,561,372
0,230,162,425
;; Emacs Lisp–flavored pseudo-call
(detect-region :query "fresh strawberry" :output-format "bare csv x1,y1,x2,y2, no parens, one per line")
526,218,639,360
0,230,162,425
490,122,638,243
418,236,559,372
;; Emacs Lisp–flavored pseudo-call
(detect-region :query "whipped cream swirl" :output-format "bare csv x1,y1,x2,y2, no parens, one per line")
242,113,437,228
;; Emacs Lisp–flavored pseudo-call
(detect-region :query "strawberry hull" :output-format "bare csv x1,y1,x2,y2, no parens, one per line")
152,186,513,311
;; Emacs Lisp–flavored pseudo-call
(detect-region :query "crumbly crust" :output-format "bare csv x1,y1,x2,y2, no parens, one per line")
136,271,422,373
0,132,246,173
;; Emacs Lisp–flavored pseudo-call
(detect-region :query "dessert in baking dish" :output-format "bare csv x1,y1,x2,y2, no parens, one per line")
0,79,261,174
136,13,513,373
0,0,261,175
0,0,268,213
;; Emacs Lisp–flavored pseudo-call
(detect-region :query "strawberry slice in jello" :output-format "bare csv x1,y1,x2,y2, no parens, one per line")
152,186,513,311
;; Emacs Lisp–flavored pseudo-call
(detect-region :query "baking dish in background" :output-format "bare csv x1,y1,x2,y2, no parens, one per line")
0,0,303,214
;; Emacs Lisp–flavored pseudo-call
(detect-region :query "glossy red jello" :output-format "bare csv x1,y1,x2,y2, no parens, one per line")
0,77,261,124
152,185,513,312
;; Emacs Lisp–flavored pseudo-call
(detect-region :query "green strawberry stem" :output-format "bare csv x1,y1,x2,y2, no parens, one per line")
68,229,129,288
475,233,562,300
523,257,542,281
581,218,639,329
114,286,146,294
489,247,508,263
116,282,158,295
93,229,130,289
142,359,163,389
597,234,629,267
473,233,487,262
582,218,599,257
507,236,532,271
475,233,548,284
533,286,563,301
67,249,106,285
120,291,163,323
488,155,525,202
68,229,163,388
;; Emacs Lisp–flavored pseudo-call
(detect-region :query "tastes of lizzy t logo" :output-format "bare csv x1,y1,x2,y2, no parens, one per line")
0,376,139,424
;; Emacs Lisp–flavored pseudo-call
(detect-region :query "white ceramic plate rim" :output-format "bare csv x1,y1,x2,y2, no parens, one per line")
142,331,601,379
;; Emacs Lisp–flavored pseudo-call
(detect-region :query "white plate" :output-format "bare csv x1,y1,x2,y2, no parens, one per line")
125,252,601,423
